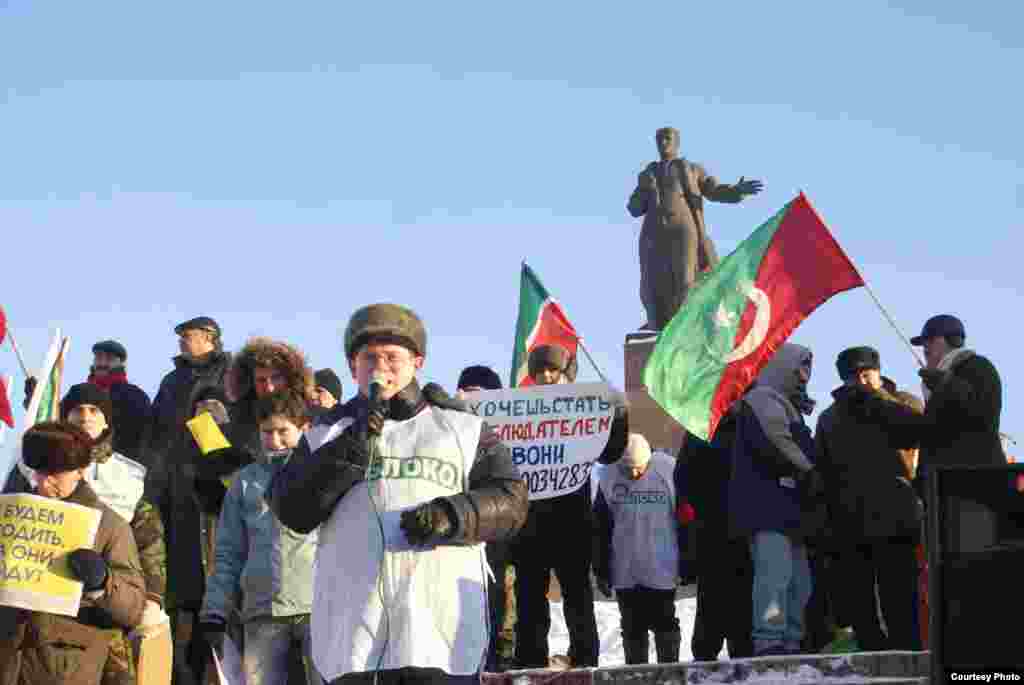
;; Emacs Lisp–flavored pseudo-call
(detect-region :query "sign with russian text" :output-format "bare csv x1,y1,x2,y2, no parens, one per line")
0,493,102,616
465,382,614,501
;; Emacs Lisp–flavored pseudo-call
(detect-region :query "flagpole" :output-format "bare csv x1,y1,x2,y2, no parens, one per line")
576,338,610,386
860,280,925,368
6,328,31,378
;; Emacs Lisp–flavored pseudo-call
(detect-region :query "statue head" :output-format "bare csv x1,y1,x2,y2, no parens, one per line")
655,127,680,161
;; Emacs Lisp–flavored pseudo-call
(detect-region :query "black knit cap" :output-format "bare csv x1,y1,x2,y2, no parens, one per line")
174,316,221,337
60,383,114,424
23,421,94,472
92,340,127,361
836,346,881,380
314,368,343,401
457,365,502,391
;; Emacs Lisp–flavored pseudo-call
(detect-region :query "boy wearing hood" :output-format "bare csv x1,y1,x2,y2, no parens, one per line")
727,343,824,656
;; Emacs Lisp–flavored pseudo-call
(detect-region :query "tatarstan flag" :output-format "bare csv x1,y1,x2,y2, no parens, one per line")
644,193,864,440
511,263,579,387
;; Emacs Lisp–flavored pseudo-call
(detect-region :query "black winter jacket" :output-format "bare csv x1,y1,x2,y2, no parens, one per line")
268,381,529,545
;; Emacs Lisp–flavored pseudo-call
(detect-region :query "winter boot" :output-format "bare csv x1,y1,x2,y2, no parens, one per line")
622,634,650,665
654,631,682,664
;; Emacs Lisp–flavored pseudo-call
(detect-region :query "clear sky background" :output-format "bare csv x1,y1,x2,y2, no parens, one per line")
2,1,1021,469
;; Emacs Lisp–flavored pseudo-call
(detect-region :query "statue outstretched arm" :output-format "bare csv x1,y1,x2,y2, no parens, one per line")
698,166,763,204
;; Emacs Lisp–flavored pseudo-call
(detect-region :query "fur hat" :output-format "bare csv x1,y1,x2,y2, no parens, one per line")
457,365,502,391
92,340,127,362
226,338,313,404
527,344,578,383
344,304,427,360
314,368,343,401
60,383,114,424
836,346,880,380
23,421,94,472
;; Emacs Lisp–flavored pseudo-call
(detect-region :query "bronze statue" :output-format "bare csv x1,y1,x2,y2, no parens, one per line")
628,127,763,330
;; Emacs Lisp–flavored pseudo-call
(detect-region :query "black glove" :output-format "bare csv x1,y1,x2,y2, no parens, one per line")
797,468,826,500
68,548,108,592
197,619,226,657
400,499,455,546
919,368,949,392
23,376,37,410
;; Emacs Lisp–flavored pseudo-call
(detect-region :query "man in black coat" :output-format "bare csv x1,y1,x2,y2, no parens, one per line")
839,315,1006,495
23,339,152,462
680,404,753,661
816,346,922,651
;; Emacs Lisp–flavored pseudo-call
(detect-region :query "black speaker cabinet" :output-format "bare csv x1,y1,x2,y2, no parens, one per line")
928,465,1024,679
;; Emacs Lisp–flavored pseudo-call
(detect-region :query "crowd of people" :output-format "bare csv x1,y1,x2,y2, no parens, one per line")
0,305,1010,685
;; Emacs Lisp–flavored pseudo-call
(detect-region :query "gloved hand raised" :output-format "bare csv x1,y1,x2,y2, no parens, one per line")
400,499,455,546
68,548,108,592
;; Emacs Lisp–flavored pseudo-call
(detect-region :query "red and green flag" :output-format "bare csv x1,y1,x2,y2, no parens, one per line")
511,263,579,387
643,193,864,440
0,308,11,428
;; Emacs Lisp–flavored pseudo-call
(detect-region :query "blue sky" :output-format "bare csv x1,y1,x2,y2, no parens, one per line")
2,1,1021,468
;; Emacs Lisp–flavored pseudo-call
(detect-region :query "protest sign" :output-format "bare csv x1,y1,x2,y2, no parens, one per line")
465,382,614,501
0,493,101,616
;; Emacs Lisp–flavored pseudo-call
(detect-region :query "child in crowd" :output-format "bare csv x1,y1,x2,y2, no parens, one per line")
198,391,323,685
594,433,690,664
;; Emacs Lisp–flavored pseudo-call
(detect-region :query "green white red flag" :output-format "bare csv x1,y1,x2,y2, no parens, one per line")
510,263,579,387
644,193,864,440
25,331,70,426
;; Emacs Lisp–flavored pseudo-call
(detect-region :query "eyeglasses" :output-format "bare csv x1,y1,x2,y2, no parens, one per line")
358,351,413,368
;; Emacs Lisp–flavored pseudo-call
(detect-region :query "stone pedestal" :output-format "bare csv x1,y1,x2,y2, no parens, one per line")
623,332,686,458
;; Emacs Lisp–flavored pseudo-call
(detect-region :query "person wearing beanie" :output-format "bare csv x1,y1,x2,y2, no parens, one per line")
511,343,627,670
149,315,231,470
593,434,690,664
268,303,529,685
0,422,147,685
310,368,344,422
815,346,922,652
57,384,167,684
454,364,514,672
22,339,153,462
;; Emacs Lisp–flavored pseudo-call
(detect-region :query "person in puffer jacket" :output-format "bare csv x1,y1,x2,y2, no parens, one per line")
727,343,826,657
199,391,323,685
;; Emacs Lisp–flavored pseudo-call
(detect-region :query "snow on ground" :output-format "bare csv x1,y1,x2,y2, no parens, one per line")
547,594,728,666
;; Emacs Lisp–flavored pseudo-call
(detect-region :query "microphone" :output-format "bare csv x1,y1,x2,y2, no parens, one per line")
368,370,387,408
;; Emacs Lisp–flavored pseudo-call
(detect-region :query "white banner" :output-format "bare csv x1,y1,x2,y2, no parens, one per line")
464,382,614,501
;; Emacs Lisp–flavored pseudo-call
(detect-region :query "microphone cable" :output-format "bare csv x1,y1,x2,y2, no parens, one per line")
365,383,391,685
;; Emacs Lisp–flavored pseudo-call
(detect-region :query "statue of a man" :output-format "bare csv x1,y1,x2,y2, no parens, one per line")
628,127,763,330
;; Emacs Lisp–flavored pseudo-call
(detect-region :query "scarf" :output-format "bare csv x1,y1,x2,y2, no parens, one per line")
922,348,975,403
89,369,128,390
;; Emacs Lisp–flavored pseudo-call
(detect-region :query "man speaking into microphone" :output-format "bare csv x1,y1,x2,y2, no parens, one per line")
268,303,530,685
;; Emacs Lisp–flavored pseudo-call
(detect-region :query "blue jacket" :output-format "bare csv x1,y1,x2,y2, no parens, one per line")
728,344,817,539
201,449,318,623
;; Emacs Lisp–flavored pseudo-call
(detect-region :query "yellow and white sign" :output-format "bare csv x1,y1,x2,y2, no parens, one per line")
0,493,101,616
